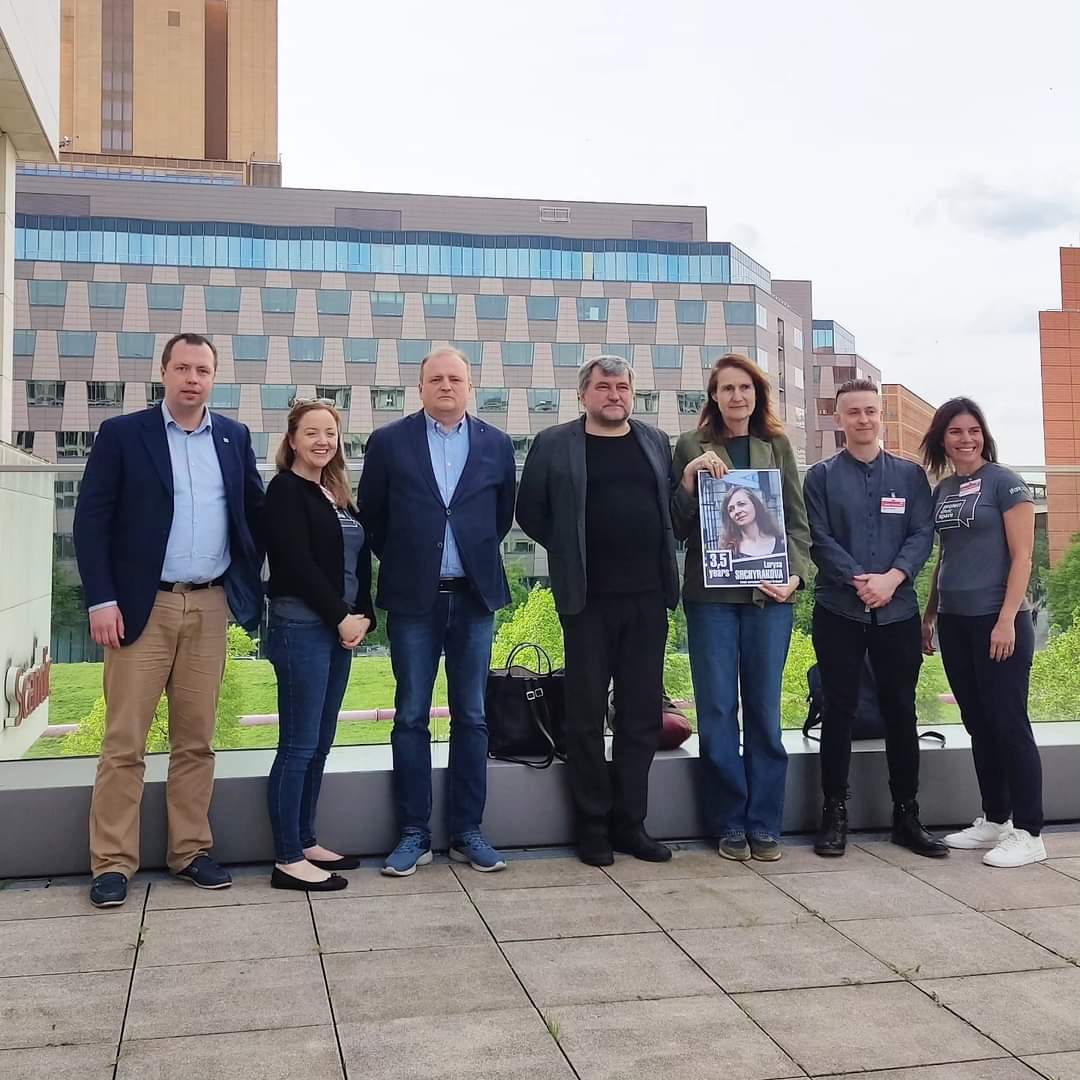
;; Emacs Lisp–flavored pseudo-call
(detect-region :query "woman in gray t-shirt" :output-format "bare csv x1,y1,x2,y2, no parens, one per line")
920,398,1042,868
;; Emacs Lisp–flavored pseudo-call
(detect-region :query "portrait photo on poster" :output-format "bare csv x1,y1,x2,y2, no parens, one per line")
698,469,789,587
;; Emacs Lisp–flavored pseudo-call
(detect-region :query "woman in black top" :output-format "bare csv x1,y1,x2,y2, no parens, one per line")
263,400,375,891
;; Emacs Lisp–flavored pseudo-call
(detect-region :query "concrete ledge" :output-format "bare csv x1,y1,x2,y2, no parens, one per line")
3,725,1080,879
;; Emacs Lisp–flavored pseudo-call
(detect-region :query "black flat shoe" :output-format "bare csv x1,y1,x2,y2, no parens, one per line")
307,854,361,871
271,867,348,892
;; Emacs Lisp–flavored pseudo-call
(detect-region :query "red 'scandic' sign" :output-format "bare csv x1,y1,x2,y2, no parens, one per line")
4,646,52,727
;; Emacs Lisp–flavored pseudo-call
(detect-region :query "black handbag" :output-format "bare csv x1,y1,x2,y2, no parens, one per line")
486,643,567,768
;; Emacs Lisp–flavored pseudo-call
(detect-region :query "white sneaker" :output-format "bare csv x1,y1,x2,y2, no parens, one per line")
945,816,1012,850
983,828,1047,868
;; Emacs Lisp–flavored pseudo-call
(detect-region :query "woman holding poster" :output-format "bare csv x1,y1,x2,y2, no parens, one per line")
671,354,811,862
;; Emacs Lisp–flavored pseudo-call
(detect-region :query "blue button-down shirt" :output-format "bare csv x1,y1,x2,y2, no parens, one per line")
160,401,231,584
803,449,933,625
425,412,470,577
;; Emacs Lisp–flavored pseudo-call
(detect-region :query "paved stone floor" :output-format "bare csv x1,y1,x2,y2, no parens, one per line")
4,830,1080,1079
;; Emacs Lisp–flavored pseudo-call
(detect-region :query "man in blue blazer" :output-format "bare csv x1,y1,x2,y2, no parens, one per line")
74,333,264,907
360,345,516,876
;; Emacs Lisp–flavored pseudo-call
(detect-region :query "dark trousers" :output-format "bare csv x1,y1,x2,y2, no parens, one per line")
812,605,922,803
559,591,668,833
937,611,1043,835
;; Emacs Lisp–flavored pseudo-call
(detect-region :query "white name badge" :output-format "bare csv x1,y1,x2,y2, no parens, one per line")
880,496,906,515
959,478,982,497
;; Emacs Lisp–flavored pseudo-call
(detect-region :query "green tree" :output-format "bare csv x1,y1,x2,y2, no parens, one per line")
494,560,531,636
52,559,85,630
1046,532,1080,631
491,586,564,668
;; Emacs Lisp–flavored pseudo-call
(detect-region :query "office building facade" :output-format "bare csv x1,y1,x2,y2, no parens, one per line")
882,382,935,464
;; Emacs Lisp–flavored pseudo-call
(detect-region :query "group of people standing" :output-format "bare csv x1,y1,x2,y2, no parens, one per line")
72,332,1045,908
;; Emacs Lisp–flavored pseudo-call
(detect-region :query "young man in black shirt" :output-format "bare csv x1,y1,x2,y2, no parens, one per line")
517,355,680,866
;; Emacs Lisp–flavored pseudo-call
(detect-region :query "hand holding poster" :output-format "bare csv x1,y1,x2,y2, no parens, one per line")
698,469,789,588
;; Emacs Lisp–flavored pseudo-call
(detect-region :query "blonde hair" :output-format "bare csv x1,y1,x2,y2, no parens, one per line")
275,400,355,510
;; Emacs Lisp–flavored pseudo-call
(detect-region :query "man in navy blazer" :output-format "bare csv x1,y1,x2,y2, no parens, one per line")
74,333,264,907
360,345,516,876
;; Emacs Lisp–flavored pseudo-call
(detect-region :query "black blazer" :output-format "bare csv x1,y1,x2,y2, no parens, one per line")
264,470,375,630
359,411,517,615
516,416,680,615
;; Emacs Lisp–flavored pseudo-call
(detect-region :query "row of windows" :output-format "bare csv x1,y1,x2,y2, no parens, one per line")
16,216,772,290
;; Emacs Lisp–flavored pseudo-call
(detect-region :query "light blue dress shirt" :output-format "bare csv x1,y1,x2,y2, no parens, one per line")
425,412,470,577
160,401,231,584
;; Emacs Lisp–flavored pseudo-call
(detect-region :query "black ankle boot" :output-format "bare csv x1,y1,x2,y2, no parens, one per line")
892,799,949,858
814,797,848,856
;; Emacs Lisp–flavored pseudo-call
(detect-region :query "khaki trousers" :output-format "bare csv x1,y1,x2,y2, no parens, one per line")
89,588,228,876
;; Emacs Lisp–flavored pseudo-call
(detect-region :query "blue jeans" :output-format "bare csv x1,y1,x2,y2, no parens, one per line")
265,613,352,864
685,600,794,840
388,589,494,837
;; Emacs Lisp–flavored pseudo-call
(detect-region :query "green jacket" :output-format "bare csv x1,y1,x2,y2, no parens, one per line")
670,428,811,605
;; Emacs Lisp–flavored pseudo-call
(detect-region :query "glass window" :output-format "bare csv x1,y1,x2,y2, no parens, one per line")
15,430,34,451
209,384,241,408
794,405,806,426
398,339,432,364
526,296,558,321
602,344,635,364
344,338,377,364
793,365,805,390
316,385,351,410
117,331,155,358
452,341,483,365
576,297,608,322
475,294,508,320
26,380,65,406
260,384,297,409
635,391,660,414
678,391,706,414
56,431,96,458
371,386,405,410
233,335,269,361
14,330,36,355
261,287,296,313
423,293,457,318
146,382,165,404
813,328,833,351
511,435,533,462
792,325,804,351
527,388,560,413
88,281,126,308
288,336,324,363
756,347,769,372
370,291,404,316
146,284,184,310
653,345,683,369
249,431,271,458
342,434,366,460
756,303,769,330
476,388,509,411
87,381,124,406
204,285,241,311
702,345,734,368
723,301,756,325
29,280,68,306
55,479,80,509
626,298,658,323
552,343,584,368
675,300,706,324
316,289,351,315
58,331,97,357
502,342,535,366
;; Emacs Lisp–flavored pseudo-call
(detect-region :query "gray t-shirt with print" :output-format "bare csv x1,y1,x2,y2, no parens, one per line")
932,462,1033,617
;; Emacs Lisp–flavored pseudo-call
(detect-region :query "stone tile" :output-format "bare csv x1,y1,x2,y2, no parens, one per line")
838,911,1069,979
146,875,306,910
908,861,1080,911
1045,831,1080,858
746,842,884,875
337,1009,575,1079
0,881,148,921
673,919,899,993
815,1061,1042,1080
623,874,807,931
920,968,1080,1054
1024,1051,1080,1079
0,971,129,1050
550,994,802,1080
471,883,656,942
1048,858,1080,881
0,911,139,976
855,840,986,869
311,863,463,898
993,906,1080,961
324,943,529,1022
116,1026,344,1080
140,902,317,966
767,866,966,921
736,981,1000,1075
454,857,607,892
0,1043,117,1079
313,891,490,952
124,956,331,1040
504,932,718,1007
601,848,749,883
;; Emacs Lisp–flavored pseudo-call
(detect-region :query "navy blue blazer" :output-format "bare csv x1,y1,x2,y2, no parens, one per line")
359,411,516,614
73,405,265,645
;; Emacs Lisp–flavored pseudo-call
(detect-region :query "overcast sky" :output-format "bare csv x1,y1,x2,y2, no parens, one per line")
279,0,1080,465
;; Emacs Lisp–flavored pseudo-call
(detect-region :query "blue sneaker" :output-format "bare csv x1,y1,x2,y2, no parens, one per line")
449,830,507,872
381,829,433,877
